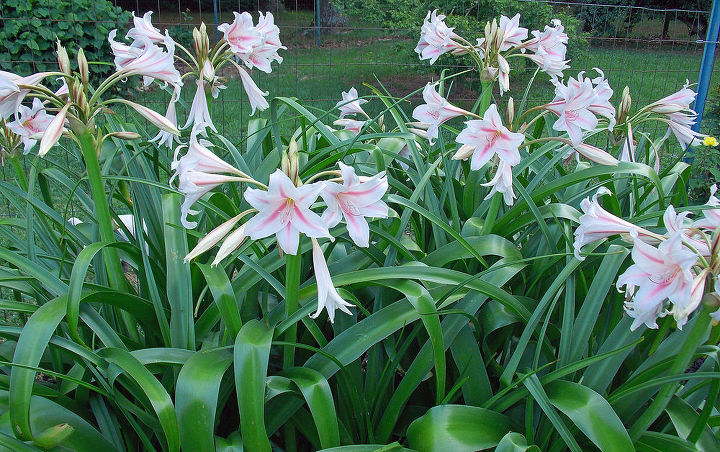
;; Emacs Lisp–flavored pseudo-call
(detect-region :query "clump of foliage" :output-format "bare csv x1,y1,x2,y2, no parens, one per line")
0,0,131,77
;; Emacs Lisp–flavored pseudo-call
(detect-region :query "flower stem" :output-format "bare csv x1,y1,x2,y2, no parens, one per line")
283,250,303,369
628,302,714,442
478,81,493,117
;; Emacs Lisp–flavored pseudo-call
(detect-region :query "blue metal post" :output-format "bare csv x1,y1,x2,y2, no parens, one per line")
213,0,220,42
316,0,322,46
693,0,720,133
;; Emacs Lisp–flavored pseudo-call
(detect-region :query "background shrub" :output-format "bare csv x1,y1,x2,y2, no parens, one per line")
0,0,131,78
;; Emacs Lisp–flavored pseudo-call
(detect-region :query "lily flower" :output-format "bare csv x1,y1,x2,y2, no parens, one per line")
127,11,165,43
499,14,528,51
6,99,55,154
693,185,720,231
108,29,145,68
243,170,330,255
481,160,516,206
664,205,710,257
336,87,368,119
116,34,182,88
184,78,217,133
171,134,241,184
0,71,51,119
617,231,697,330
648,80,696,113
545,74,598,145
526,19,569,79
236,65,270,114
412,82,470,144
415,10,464,64
620,123,636,163
573,187,655,260
320,162,389,247
310,238,354,323
178,172,245,228
333,118,366,135
151,88,180,149
454,104,524,170
661,112,704,150
219,12,285,73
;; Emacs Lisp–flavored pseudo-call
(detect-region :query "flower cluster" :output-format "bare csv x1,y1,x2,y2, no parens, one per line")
574,186,720,330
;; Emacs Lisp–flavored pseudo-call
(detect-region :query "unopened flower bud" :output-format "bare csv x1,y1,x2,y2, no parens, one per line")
617,86,631,122
57,41,71,75
77,49,89,86
39,103,70,157
507,97,515,125
280,148,290,179
194,23,209,60
202,60,215,83
106,131,142,141
115,99,180,135
452,143,474,160
287,137,300,186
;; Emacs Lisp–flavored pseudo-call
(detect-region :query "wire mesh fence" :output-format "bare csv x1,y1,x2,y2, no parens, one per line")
0,0,716,219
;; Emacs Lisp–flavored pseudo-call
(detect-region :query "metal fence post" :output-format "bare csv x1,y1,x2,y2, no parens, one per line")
693,0,720,133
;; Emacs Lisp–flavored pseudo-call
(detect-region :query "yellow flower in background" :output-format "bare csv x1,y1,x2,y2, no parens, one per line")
703,136,718,147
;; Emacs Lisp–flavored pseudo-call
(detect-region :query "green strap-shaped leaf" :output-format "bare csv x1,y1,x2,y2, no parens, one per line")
665,396,720,451
494,432,540,452
544,380,634,451
318,445,416,452
98,347,180,452
197,263,243,339
176,348,233,452
406,405,511,452
523,375,582,452
234,320,273,452
281,367,340,449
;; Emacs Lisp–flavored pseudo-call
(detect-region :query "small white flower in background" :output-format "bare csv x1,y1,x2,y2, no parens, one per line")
573,187,654,260
481,160,516,206
336,87,368,119
498,14,528,52
454,104,524,170
7,99,55,154
127,11,165,43
333,118,366,135
415,10,464,64
310,238,354,323
412,82,470,144
243,170,330,255
116,214,149,254
526,19,569,79
617,231,697,331
320,162,389,248
0,71,51,119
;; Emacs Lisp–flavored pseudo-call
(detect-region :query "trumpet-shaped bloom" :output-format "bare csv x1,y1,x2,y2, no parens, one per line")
482,160,516,206
184,79,217,133
127,11,165,43
172,135,240,184
178,172,243,228
499,14,528,51
664,205,709,257
6,99,54,154
661,112,704,150
151,88,180,149
336,87,368,119
546,74,598,145
219,12,285,73
412,83,469,144
243,170,330,255
310,238,354,323
415,10,463,64
694,185,720,231
650,80,696,113
320,162,389,247
236,65,269,115
333,118,366,135
573,187,653,260
455,104,524,170
0,71,50,119
108,29,144,68
113,34,182,88
526,19,568,79
617,231,697,331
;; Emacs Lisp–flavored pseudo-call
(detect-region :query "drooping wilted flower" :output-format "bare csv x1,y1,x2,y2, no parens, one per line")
6,99,55,154
617,231,697,331
415,10,464,64
412,82,470,144
243,170,330,255
310,238,354,323
454,104,524,170
320,162,389,247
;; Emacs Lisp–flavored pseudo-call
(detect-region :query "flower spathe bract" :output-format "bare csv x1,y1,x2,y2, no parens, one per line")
455,104,524,170
320,162,389,248
7,99,54,154
310,238,354,323
617,231,697,331
412,82,470,144
415,10,463,64
243,170,330,255
336,87,368,119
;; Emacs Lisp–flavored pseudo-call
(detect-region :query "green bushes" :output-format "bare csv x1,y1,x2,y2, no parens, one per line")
0,0,131,77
